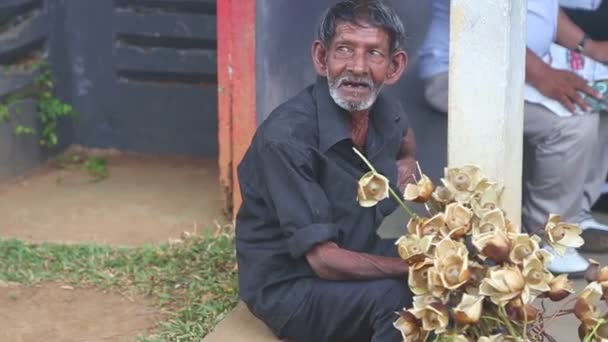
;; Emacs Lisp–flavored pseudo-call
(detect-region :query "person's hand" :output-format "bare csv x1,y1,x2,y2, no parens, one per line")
396,157,417,192
534,66,599,113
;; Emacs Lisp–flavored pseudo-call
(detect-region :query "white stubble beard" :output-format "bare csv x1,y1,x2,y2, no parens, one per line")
327,73,384,112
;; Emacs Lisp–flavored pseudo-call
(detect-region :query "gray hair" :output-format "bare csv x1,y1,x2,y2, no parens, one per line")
316,0,406,53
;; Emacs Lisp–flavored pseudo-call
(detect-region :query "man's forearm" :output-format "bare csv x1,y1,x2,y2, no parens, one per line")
306,242,408,281
556,9,587,51
525,47,548,87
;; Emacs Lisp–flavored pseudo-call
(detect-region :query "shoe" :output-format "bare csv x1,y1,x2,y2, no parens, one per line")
579,216,608,252
543,246,589,279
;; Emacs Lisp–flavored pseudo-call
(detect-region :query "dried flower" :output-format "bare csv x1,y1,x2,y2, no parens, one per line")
427,267,448,299
585,258,602,283
479,265,528,306
442,203,473,239
546,274,574,301
396,235,433,266
432,185,454,204
410,300,450,333
393,310,424,342
472,210,511,262
434,239,471,290
507,298,541,323
408,259,433,296
407,213,445,237
509,234,541,265
466,261,487,293
575,282,603,327
471,183,504,218
543,214,584,256
454,293,484,324
356,171,389,207
443,165,488,203
404,175,434,203
521,256,551,299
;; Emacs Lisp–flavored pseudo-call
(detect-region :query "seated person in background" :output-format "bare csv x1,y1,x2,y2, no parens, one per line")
418,0,608,276
236,1,416,341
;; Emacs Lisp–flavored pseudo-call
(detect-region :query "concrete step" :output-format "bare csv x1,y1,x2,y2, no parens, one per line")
203,302,283,342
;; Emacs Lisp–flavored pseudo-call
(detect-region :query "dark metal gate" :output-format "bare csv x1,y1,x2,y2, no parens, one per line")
0,0,218,181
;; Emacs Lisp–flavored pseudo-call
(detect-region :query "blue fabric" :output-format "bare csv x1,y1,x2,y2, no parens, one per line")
279,278,413,342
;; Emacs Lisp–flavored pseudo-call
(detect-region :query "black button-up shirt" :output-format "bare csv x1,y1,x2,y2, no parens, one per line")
235,77,410,334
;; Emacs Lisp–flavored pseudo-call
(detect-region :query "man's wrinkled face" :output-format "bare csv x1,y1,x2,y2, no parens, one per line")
325,22,392,112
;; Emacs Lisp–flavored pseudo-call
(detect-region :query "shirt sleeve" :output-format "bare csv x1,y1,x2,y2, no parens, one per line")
257,140,339,259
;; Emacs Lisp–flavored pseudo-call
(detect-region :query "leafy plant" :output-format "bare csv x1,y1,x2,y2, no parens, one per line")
0,60,75,148
55,153,110,182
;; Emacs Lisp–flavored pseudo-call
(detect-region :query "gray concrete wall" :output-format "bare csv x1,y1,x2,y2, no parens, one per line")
59,0,218,156
0,0,218,181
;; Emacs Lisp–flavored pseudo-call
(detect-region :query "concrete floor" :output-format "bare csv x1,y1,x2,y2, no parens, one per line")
0,154,227,246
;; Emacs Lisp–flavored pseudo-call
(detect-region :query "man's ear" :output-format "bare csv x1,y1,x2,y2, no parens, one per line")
384,50,408,85
311,40,329,77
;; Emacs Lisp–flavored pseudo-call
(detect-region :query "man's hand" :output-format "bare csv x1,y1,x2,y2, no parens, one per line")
306,242,409,281
397,157,417,192
397,128,417,191
526,48,599,113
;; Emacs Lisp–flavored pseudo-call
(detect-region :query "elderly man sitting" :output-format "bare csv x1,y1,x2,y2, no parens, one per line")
235,1,417,341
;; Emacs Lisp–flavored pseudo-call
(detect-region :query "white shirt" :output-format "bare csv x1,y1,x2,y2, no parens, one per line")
526,0,559,58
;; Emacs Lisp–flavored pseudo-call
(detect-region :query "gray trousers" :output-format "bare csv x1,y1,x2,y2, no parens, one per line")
423,71,608,234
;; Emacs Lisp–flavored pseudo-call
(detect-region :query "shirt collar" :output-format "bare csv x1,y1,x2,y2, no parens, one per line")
313,77,402,154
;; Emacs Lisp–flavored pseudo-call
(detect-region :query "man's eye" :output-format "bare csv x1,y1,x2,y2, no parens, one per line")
337,46,351,53
370,50,383,57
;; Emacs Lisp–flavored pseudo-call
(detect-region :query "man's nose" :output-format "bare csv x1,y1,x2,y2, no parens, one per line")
347,52,368,75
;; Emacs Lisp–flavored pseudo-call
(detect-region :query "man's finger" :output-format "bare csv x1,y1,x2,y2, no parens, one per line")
571,92,589,113
559,94,576,113
575,75,600,98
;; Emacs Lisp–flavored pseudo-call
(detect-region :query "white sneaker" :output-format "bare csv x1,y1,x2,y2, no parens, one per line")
579,216,608,252
543,246,589,278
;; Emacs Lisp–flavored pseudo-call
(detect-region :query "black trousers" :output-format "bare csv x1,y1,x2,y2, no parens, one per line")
279,277,413,342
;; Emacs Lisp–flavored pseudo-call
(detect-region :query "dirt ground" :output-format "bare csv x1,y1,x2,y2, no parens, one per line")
0,282,163,342
0,151,226,341
0,153,227,245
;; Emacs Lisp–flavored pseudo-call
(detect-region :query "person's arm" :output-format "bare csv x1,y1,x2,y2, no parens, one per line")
396,127,417,192
526,47,598,112
258,140,408,281
557,8,608,63
306,242,408,281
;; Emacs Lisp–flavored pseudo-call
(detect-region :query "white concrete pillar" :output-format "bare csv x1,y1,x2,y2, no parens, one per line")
448,0,527,227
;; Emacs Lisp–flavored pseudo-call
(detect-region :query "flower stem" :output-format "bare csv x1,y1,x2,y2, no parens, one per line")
352,147,422,223
584,318,607,342
498,305,520,338
352,147,377,173
389,187,422,223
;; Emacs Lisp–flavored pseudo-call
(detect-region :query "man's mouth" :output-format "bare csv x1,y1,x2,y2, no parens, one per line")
340,80,371,89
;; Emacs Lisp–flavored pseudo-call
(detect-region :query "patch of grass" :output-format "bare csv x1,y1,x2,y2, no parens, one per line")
0,228,238,341
55,153,109,182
